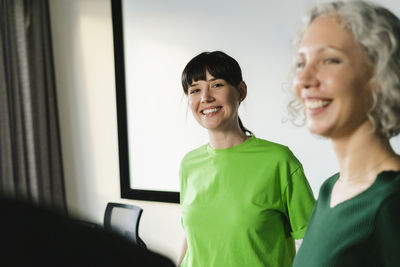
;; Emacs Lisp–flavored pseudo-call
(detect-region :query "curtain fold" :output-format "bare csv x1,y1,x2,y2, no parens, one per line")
0,0,66,214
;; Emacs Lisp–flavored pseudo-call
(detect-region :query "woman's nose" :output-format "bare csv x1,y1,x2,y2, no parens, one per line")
295,64,320,90
200,89,214,103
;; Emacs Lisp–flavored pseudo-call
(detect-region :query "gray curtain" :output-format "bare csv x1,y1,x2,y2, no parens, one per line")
0,0,66,213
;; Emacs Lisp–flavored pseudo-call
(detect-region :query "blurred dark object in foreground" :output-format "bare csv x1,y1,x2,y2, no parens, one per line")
0,197,175,267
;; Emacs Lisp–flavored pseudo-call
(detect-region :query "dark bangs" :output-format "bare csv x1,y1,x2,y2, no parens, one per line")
181,51,243,94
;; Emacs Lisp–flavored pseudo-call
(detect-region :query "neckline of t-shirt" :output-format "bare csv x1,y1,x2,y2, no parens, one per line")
206,135,256,155
328,170,400,209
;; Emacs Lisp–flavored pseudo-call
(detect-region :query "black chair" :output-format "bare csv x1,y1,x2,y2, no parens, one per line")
104,202,147,248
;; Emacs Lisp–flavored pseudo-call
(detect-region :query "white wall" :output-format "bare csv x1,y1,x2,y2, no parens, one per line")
49,0,184,263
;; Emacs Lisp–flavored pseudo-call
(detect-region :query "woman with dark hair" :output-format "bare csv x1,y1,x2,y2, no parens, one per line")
179,51,315,267
289,1,400,266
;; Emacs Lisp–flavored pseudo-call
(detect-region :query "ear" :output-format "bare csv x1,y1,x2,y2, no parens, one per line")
238,81,247,102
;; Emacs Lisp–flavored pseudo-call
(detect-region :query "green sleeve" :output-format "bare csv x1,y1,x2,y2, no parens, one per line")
284,166,316,239
179,166,184,205
373,192,400,265
179,162,185,227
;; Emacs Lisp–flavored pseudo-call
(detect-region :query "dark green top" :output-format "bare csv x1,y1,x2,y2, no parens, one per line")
293,171,400,267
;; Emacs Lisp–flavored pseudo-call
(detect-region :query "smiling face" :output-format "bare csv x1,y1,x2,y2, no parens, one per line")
294,15,374,139
188,71,245,133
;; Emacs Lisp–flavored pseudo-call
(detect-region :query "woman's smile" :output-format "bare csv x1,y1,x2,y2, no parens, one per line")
302,96,333,116
200,106,222,116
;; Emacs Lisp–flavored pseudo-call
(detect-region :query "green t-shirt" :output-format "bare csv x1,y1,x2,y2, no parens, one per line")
293,171,400,267
180,136,315,267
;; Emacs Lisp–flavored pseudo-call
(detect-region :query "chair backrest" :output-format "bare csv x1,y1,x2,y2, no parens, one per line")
103,202,146,248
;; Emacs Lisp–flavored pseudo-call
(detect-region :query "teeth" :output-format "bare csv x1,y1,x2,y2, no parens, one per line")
202,107,220,115
305,100,331,109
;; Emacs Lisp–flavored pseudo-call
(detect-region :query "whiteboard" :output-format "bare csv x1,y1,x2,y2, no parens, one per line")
115,0,400,200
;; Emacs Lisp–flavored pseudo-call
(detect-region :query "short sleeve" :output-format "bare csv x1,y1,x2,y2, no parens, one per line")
373,192,400,265
179,160,187,229
179,159,186,205
284,166,316,239
179,156,186,206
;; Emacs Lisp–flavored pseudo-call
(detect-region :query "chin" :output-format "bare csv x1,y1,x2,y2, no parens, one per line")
201,123,221,131
307,122,332,138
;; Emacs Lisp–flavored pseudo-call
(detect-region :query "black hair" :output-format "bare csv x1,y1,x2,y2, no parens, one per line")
181,51,253,136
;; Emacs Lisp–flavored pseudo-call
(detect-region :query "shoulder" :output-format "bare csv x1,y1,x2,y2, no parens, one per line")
251,137,290,151
179,144,209,179
318,173,339,197
180,144,208,164
250,137,300,163
251,138,308,185
377,170,400,190
366,171,400,206
375,171,400,209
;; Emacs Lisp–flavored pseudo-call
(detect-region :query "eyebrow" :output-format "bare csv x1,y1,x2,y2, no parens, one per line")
298,45,347,56
318,45,347,53
189,78,218,87
188,83,199,88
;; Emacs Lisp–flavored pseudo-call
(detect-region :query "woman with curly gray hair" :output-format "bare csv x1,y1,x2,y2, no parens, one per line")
290,1,400,266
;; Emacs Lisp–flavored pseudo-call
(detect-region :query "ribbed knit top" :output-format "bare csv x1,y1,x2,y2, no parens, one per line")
293,171,400,267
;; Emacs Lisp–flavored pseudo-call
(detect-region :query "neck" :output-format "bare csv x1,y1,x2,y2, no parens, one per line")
208,128,248,149
332,121,397,182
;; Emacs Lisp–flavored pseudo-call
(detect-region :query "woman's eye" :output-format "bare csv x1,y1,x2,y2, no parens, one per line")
189,88,200,94
212,83,223,88
296,61,305,69
323,58,341,64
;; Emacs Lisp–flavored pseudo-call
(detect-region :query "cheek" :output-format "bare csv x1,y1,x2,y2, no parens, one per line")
225,90,240,106
294,85,302,100
292,77,303,99
325,73,371,115
325,72,357,96
228,94,239,104
323,66,358,90
320,68,336,83
188,99,197,113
